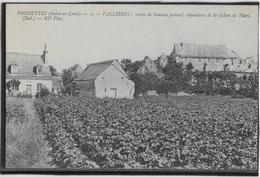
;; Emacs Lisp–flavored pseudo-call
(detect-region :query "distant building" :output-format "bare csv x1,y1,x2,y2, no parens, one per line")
170,43,241,72
75,60,135,98
6,45,52,96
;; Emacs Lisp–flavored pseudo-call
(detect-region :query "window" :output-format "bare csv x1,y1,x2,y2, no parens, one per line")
216,59,219,63
26,85,32,94
10,65,18,74
37,83,43,92
208,59,210,63
104,88,106,92
37,66,43,74
35,65,43,75
198,59,201,62
121,77,124,79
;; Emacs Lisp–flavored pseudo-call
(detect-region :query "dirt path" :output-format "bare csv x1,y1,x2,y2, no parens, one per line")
23,99,55,168
6,98,55,168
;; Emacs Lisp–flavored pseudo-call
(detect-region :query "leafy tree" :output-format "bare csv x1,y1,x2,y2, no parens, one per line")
163,61,183,84
6,79,20,91
121,59,132,68
130,73,160,96
184,62,194,88
62,64,81,86
157,79,180,95
49,65,58,76
62,64,81,96
185,62,194,72
124,61,143,74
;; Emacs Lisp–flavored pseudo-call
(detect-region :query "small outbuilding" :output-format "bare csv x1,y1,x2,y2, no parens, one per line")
75,60,135,98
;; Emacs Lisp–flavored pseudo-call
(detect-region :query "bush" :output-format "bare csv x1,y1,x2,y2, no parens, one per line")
17,92,33,98
35,87,50,98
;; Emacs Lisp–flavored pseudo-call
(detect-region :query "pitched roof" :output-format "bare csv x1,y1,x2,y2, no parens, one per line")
6,52,52,80
173,43,240,59
76,60,114,81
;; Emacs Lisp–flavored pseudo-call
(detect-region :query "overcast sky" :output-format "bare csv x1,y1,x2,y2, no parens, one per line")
6,4,258,72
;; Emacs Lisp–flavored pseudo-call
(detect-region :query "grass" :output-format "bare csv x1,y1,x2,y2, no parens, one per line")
6,97,53,168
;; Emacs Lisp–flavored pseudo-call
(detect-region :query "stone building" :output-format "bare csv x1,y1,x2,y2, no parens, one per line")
75,60,135,98
6,45,52,96
169,43,241,72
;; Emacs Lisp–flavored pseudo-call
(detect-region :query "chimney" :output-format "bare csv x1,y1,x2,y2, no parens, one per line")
42,43,48,64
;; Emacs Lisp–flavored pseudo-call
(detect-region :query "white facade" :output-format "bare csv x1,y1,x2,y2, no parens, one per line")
95,61,135,99
6,78,52,96
176,56,239,72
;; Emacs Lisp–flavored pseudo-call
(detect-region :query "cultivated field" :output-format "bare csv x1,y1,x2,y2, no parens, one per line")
34,95,258,170
6,97,53,168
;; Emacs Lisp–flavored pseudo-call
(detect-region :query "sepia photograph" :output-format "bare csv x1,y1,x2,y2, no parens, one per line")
1,2,259,175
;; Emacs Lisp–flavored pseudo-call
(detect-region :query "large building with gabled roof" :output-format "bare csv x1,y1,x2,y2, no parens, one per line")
75,59,135,98
6,45,53,96
169,43,241,72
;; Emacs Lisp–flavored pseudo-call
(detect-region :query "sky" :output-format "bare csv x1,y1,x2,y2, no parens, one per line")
6,4,258,72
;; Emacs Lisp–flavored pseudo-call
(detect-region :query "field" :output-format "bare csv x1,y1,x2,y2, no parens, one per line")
34,95,258,170
6,97,53,168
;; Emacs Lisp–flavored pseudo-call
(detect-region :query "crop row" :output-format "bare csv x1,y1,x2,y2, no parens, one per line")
34,95,258,169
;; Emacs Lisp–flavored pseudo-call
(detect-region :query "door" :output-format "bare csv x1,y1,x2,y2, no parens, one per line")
108,88,117,98
26,85,32,95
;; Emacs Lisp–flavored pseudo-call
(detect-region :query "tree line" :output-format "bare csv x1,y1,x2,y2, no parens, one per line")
122,58,258,99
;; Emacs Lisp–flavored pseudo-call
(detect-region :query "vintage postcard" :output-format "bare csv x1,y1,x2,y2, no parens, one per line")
1,2,259,175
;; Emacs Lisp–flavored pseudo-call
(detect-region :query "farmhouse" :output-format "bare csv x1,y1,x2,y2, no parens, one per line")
6,45,52,96
169,43,241,72
75,59,135,98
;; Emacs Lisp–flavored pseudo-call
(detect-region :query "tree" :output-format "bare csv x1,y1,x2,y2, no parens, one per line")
185,62,194,72
163,61,183,80
157,79,181,95
62,64,81,86
124,61,143,75
156,80,172,95
184,62,194,90
70,64,79,71
49,65,58,76
62,64,81,96
6,79,20,92
163,61,184,90
130,73,160,96
121,59,132,68
62,68,73,87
